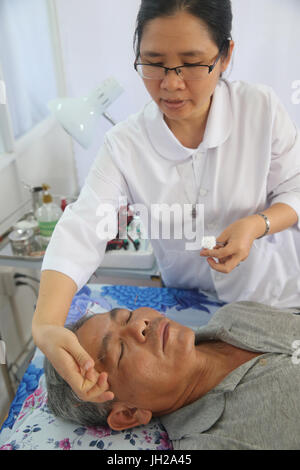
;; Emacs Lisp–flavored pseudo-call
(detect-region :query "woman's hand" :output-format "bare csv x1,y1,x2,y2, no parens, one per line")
33,324,114,403
200,215,264,273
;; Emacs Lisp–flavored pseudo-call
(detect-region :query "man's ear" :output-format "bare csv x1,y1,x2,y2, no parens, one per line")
107,402,152,431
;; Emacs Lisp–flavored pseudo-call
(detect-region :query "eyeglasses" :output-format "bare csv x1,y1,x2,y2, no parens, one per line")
134,41,228,81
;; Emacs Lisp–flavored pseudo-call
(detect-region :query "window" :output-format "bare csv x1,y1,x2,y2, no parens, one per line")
0,0,58,140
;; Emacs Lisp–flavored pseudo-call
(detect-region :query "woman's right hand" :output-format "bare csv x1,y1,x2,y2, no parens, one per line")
33,324,114,403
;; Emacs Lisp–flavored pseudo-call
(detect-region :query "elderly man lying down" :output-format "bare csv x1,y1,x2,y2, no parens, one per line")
44,301,300,450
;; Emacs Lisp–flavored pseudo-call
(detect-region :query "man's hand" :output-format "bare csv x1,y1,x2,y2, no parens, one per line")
33,324,114,403
200,216,263,273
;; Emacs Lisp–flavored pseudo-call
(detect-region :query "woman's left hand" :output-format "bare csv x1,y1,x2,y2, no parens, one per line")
200,216,263,273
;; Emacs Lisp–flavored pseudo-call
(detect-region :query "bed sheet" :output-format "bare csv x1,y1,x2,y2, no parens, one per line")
0,284,225,450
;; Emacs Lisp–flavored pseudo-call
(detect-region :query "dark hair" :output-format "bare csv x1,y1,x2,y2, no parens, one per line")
133,0,233,59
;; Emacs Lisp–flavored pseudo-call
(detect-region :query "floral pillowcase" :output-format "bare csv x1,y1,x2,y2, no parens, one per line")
0,350,172,451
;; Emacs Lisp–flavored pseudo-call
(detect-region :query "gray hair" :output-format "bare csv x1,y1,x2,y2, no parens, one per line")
44,313,116,427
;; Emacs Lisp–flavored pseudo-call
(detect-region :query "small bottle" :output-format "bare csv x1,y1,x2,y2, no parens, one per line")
36,184,62,247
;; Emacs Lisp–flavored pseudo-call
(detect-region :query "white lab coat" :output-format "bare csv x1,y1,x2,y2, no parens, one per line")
42,79,300,308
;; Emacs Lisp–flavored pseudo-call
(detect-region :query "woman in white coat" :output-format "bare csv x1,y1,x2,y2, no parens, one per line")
33,0,300,404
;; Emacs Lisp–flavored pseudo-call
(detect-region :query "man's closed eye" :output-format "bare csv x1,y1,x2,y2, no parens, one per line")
118,310,133,365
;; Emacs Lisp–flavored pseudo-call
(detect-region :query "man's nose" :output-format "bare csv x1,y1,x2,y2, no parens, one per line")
121,318,150,343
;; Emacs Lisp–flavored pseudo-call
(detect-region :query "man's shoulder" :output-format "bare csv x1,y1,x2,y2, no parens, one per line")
207,301,300,353
211,300,294,324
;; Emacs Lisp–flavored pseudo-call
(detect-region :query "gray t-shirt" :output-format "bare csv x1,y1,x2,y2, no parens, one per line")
160,301,300,450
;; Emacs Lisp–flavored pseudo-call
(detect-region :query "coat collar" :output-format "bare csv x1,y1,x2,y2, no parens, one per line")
160,391,225,441
143,79,233,162
160,354,259,442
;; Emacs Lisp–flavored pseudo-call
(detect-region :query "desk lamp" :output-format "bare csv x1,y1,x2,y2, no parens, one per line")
48,77,123,148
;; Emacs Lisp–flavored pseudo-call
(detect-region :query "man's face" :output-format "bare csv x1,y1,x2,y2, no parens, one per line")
76,307,197,414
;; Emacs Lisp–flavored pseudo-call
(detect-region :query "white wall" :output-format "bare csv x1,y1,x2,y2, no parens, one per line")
56,0,300,187
0,117,78,236
15,118,78,201
230,0,300,127
55,0,148,187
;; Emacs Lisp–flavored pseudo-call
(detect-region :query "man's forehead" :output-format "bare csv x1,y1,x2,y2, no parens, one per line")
74,309,127,350
76,314,108,355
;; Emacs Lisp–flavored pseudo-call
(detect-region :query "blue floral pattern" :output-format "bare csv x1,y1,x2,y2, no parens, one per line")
1,364,43,431
100,285,224,314
0,283,224,450
66,285,112,324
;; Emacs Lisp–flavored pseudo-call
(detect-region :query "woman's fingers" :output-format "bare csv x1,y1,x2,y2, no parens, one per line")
35,324,114,404
200,218,258,273
81,370,115,402
206,254,241,273
63,331,95,373
59,334,114,403
200,244,229,259
74,361,114,402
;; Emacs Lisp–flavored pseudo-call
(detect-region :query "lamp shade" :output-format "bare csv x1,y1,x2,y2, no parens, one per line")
48,77,123,148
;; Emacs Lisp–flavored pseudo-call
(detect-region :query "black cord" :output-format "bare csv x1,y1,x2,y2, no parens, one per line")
14,273,40,284
15,281,38,297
